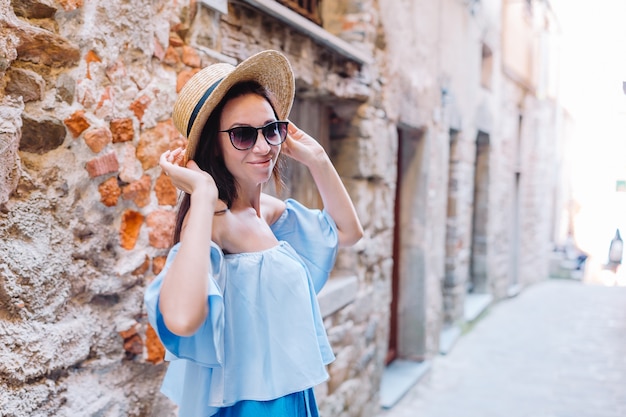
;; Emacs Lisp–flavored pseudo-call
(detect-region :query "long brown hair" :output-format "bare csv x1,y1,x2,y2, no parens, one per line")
172,81,285,244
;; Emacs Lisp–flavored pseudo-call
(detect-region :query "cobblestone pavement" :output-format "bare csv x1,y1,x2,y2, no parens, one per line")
375,279,626,417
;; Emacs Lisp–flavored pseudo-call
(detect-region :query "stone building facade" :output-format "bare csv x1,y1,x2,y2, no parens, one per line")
0,0,569,416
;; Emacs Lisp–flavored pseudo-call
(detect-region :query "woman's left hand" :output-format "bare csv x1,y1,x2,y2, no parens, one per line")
279,120,364,247
280,121,326,166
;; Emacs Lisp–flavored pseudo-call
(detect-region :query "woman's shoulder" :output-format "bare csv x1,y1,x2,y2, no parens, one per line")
209,199,230,249
261,193,286,225
215,199,228,214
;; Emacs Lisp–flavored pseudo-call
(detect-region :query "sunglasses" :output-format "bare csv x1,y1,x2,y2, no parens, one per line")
219,120,289,151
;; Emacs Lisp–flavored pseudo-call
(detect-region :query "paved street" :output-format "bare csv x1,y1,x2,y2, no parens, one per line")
376,279,626,417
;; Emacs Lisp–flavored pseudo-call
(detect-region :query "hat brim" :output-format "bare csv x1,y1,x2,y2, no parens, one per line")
176,50,295,163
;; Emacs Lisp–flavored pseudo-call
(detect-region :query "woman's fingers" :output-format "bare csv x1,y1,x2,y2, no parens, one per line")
286,120,305,141
160,148,188,181
160,148,187,172
282,121,326,166
159,149,218,197
171,147,185,165
287,120,298,134
159,150,172,172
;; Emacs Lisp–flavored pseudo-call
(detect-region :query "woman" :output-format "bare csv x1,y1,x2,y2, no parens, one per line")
144,50,363,417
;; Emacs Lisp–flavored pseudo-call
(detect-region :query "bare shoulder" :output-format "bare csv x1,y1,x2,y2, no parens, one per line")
261,193,286,225
206,200,229,248
178,199,228,245
214,199,228,214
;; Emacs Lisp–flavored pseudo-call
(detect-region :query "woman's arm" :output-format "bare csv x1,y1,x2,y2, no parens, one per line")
157,148,218,336
281,122,364,247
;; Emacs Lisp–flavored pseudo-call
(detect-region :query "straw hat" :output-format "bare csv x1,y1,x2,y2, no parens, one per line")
172,50,295,163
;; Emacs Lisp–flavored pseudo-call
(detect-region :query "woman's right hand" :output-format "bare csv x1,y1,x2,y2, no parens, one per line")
160,147,218,201
159,147,216,336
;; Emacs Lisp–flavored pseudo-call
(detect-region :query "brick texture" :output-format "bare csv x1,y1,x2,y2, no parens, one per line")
64,110,90,138
146,210,176,249
120,210,144,250
110,118,134,143
83,127,112,153
85,152,119,178
98,176,121,206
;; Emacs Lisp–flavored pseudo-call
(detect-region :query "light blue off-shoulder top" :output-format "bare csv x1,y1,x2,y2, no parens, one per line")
144,199,339,417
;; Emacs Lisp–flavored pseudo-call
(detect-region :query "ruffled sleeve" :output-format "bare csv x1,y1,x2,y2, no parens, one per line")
270,199,339,293
144,241,225,367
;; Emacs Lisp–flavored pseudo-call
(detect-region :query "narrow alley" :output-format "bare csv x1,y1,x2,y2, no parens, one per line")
376,279,626,417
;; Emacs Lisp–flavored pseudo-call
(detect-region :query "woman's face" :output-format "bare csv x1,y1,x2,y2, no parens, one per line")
218,93,281,188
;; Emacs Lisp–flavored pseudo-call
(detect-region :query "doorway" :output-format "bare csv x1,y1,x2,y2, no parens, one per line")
388,127,427,363
469,131,490,293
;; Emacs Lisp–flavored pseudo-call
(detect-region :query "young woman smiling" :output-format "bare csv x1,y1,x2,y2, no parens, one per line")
144,50,363,417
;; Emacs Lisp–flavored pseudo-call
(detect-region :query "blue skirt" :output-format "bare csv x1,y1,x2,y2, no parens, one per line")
214,388,319,417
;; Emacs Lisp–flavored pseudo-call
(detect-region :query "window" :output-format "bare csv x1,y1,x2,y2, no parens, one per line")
276,0,322,25
280,98,329,207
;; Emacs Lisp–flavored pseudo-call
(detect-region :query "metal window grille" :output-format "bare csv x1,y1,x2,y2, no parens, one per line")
276,0,322,25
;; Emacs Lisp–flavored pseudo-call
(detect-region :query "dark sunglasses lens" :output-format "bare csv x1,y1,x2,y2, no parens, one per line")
230,127,257,150
263,122,288,145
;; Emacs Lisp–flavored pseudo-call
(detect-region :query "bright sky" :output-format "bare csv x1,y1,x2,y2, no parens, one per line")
551,0,626,258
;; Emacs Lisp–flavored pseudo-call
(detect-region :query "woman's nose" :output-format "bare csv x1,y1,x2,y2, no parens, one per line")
252,131,271,153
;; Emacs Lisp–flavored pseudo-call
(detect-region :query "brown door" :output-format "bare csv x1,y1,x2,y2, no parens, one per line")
386,129,403,365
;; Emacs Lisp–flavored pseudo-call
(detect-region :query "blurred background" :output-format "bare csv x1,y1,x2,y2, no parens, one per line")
553,0,626,285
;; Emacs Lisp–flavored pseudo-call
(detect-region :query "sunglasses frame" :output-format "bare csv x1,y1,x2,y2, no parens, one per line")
219,120,289,151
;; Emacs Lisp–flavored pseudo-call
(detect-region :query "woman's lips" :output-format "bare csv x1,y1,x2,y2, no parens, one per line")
249,159,271,165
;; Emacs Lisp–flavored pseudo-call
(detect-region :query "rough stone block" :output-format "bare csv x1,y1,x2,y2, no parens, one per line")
0,318,92,384
55,73,76,104
122,175,151,208
98,176,121,207
85,152,119,178
155,173,178,206
168,32,184,47
153,37,166,61
146,210,175,249
0,97,23,205
331,118,397,183
5,67,45,102
120,210,144,250
118,324,139,340
123,334,143,355
176,68,200,93
152,255,167,275
64,109,90,138
13,0,57,19
118,142,142,183
110,118,134,143
181,45,201,68
163,46,180,66
145,324,165,364
58,0,83,11
83,126,112,153
119,324,144,356
14,22,80,67
20,113,66,153
130,95,151,123
137,120,182,170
